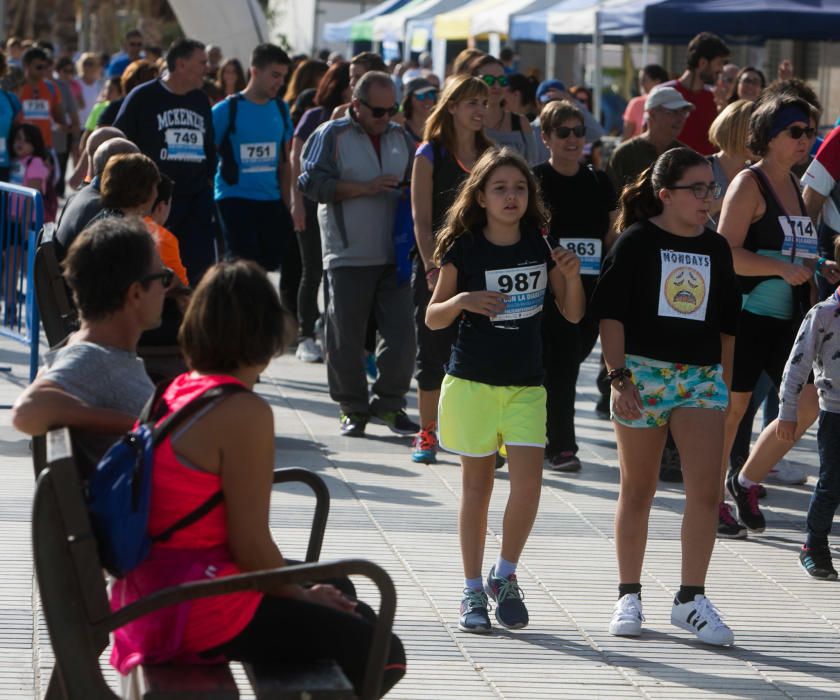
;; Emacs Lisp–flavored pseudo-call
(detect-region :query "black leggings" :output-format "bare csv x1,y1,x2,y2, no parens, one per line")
206,587,405,698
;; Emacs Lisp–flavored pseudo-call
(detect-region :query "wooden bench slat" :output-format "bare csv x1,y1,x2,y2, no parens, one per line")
244,661,355,700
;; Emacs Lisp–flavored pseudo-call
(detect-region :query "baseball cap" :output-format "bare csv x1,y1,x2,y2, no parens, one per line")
403,77,436,98
645,86,694,111
536,79,566,104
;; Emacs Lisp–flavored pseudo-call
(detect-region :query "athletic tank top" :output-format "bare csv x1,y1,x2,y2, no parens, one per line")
110,373,263,673
740,166,807,320
431,140,471,237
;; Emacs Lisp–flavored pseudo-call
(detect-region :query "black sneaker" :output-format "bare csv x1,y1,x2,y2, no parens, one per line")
726,471,765,533
485,566,528,629
372,409,420,436
799,545,838,580
594,396,611,420
495,452,506,470
546,451,582,473
659,446,683,483
340,412,368,437
459,588,492,633
717,502,747,539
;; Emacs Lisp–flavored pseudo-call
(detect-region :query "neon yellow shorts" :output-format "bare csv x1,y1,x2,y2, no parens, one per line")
437,375,547,457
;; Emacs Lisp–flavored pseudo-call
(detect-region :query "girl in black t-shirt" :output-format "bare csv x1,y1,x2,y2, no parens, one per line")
426,147,584,634
590,147,740,647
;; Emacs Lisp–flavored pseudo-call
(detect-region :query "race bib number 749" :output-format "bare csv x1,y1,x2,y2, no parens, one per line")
484,263,547,322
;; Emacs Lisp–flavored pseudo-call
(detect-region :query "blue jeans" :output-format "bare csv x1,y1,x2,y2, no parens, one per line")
807,411,840,547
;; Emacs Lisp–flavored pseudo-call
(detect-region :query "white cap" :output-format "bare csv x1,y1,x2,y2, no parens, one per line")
645,86,694,112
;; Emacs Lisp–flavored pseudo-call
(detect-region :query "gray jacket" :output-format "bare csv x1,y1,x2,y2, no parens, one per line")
298,114,414,270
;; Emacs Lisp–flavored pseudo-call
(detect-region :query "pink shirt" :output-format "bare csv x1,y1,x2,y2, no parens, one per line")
623,96,647,138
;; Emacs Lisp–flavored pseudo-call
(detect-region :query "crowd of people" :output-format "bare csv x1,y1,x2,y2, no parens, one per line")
4,24,840,694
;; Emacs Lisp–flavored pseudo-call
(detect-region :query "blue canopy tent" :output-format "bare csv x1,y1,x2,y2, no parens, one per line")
599,0,840,42
323,0,416,43
511,0,639,43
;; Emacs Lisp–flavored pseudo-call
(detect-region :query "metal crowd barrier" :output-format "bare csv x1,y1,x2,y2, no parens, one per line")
0,183,42,382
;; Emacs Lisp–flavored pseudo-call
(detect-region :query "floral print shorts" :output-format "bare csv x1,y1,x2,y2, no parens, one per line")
612,354,729,429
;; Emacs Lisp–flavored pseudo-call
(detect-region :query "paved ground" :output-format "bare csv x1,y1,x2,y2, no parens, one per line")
0,333,839,699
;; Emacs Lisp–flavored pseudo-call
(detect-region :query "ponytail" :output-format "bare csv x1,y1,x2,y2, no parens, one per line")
615,167,661,231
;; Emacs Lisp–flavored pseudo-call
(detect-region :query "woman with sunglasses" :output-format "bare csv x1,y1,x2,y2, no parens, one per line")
400,76,437,146
470,55,538,165
409,74,493,464
534,100,618,473
591,147,740,645
720,92,840,535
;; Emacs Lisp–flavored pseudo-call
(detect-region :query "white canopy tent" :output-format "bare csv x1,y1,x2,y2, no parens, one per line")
167,0,269,63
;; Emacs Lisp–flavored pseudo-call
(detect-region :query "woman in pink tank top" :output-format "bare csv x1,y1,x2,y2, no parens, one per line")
110,260,406,697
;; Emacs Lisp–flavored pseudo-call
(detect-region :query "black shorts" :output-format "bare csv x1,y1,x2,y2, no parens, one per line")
732,310,797,393
216,197,294,272
412,257,457,392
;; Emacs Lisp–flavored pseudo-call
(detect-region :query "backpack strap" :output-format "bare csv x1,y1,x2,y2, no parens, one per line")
226,93,241,136
152,491,224,542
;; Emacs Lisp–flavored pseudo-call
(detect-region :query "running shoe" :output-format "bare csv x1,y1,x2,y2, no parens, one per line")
766,459,808,485
659,446,683,483
594,396,611,420
717,502,748,539
365,353,378,381
671,594,734,646
485,566,528,629
372,409,420,436
726,472,766,533
495,452,506,470
411,427,438,464
608,593,644,637
458,588,492,633
295,337,323,363
546,451,582,473
339,412,368,437
730,456,768,498
799,545,838,580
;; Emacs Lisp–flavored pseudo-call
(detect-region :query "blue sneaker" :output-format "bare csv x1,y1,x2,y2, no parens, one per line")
411,427,438,464
458,588,491,633
485,566,528,629
365,353,378,381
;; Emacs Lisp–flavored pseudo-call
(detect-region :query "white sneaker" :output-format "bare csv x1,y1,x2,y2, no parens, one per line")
766,459,807,485
671,594,734,646
295,337,323,363
609,593,644,637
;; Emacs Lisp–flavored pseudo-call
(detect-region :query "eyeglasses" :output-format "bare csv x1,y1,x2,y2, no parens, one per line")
667,182,723,200
413,91,437,102
783,125,816,140
141,268,175,287
554,124,586,139
360,100,398,118
480,74,509,88
739,76,762,87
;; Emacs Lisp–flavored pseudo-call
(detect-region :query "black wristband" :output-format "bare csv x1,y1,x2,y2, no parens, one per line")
607,367,632,383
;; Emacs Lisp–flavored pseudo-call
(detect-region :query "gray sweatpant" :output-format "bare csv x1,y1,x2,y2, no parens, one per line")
325,265,416,415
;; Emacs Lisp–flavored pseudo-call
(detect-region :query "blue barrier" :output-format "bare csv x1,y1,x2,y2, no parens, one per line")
0,183,42,382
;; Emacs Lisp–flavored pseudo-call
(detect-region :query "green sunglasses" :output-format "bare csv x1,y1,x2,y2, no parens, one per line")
480,74,509,88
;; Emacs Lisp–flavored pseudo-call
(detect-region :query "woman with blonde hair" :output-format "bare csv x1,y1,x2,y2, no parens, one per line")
707,99,754,221
409,74,493,464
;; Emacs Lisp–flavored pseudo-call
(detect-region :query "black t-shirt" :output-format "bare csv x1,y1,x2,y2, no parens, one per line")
54,179,102,260
443,229,555,386
114,79,215,196
590,220,740,366
96,97,124,127
533,162,617,299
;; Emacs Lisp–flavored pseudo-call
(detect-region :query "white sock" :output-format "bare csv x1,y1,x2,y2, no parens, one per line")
738,472,757,489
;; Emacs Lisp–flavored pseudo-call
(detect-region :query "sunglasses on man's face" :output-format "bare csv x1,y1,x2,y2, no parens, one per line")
783,125,816,140
480,74,509,88
554,124,586,139
360,100,398,118
141,268,175,288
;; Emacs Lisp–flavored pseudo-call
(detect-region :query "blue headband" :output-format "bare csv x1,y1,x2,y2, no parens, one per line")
769,105,809,139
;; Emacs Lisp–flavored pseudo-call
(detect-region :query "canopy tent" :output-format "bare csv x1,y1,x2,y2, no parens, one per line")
599,0,840,42
372,0,458,43
323,0,415,43
433,0,512,40
168,0,268,62
510,0,635,42
469,0,557,37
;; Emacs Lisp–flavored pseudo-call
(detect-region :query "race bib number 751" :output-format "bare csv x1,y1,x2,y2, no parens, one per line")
484,263,547,322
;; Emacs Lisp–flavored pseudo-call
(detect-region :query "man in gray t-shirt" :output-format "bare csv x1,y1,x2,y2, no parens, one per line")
12,216,171,475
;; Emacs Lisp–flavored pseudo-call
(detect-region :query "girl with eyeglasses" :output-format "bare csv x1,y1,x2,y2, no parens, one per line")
720,93,840,536
470,55,538,164
409,74,493,464
533,99,618,473
590,147,740,646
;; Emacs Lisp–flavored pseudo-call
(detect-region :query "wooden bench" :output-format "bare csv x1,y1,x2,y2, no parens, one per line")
33,428,397,699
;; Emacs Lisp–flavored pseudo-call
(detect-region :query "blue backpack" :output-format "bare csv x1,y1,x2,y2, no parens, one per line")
87,381,246,578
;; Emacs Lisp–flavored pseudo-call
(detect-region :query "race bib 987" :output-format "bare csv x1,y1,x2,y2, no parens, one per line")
484,263,547,322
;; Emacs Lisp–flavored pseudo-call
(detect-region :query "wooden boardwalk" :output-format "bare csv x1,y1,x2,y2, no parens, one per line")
0,336,838,699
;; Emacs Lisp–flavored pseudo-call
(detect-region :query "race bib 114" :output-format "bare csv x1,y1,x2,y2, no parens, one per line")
559,238,602,275
658,249,711,322
779,215,818,259
484,263,547,322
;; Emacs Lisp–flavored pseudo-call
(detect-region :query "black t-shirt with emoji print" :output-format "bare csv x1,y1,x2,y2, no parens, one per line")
590,220,741,366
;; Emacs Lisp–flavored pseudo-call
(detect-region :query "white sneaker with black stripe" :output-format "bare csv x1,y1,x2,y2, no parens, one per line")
671,594,734,646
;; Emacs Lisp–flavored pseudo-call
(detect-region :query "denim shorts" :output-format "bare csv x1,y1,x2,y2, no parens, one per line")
612,354,729,429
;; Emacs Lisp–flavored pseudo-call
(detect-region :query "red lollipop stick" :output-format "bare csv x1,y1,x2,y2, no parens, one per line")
540,227,554,253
